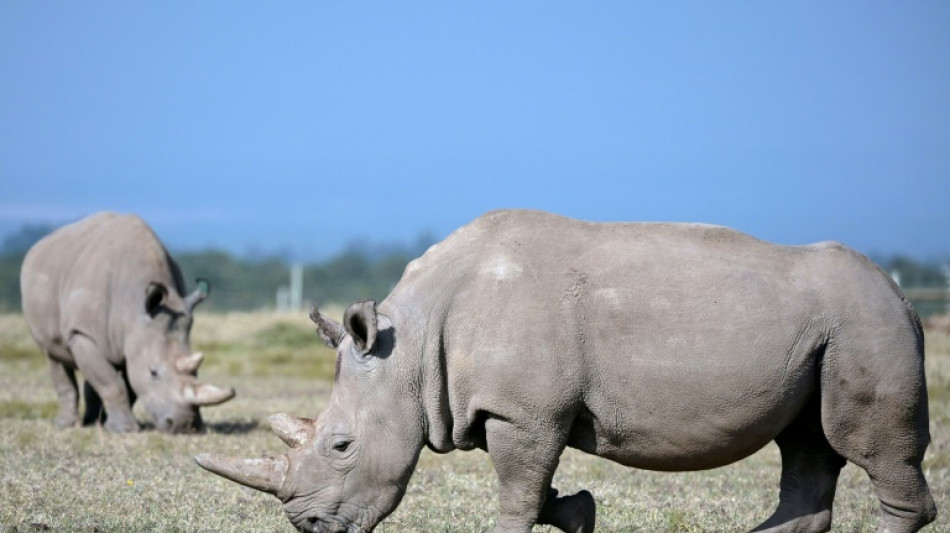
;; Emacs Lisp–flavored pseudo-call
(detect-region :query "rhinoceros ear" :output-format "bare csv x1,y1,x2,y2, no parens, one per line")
145,282,168,317
310,305,345,348
184,278,211,311
344,299,377,355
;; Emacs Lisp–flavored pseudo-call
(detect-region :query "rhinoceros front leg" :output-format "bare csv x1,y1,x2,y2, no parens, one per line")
47,357,79,428
485,417,585,533
69,335,139,433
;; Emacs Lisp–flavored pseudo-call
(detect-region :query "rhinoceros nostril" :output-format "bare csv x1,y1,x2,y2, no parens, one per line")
306,517,323,533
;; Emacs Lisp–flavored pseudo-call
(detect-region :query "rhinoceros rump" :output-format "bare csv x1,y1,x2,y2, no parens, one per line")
197,210,935,532
21,212,234,433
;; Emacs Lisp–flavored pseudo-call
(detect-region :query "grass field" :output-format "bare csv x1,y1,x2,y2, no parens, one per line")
1,311,947,532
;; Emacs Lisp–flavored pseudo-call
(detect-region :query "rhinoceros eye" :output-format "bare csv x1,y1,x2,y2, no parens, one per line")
333,440,351,453
149,367,159,379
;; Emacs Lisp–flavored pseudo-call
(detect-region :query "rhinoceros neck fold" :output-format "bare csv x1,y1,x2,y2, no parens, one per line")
380,295,456,454
420,324,455,453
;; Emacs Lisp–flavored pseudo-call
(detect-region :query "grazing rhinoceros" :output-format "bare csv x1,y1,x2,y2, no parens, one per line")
21,212,235,433
196,209,936,532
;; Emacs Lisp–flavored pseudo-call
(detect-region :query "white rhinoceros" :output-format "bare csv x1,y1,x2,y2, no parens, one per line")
21,212,234,433
197,209,935,532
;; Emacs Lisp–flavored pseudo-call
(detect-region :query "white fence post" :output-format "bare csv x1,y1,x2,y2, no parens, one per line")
290,263,303,311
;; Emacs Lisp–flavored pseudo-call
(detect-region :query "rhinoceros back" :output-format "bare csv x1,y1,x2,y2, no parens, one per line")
20,212,186,364
385,209,923,470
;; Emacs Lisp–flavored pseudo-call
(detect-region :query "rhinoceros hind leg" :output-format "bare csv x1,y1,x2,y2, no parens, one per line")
817,337,936,532
832,389,937,533
48,357,79,428
858,454,936,533
81,380,105,426
538,487,596,533
752,403,845,533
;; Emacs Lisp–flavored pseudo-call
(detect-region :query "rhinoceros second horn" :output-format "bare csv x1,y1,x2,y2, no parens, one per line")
269,413,315,449
184,383,236,406
176,352,204,374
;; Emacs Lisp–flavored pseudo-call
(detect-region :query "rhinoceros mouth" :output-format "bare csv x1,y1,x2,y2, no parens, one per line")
297,515,370,533
290,502,381,533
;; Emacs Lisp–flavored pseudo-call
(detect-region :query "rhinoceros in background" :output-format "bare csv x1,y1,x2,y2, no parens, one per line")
197,209,936,532
21,212,235,433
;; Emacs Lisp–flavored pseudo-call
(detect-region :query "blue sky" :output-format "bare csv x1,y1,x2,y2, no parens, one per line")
1,3,948,261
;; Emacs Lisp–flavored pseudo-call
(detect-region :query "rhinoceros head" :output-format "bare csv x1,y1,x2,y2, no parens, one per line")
197,300,424,532
127,278,234,433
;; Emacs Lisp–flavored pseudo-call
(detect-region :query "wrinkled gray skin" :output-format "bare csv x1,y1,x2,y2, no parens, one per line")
197,209,936,532
21,212,235,433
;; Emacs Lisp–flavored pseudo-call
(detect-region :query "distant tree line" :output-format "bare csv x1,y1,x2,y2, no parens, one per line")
0,223,432,313
1,223,947,317
173,243,427,311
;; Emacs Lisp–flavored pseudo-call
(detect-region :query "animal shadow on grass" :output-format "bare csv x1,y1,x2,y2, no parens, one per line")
135,420,260,434
206,420,260,434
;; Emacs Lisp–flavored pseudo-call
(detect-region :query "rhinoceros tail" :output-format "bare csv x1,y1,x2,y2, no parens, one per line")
869,252,924,338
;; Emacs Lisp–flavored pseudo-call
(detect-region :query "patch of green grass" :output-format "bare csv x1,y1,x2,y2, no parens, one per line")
224,359,243,377
246,345,336,380
204,343,335,381
194,319,336,381
15,427,38,449
254,322,318,349
0,344,39,362
927,374,950,426
928,376,950,404
663,508,691,532
0,400,57,420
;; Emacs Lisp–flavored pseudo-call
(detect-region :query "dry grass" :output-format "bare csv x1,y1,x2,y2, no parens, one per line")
0,313,947,532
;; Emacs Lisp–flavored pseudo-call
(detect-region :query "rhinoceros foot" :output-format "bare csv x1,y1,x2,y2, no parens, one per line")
539,489,596,533
53,412,79,429
104,413,140,433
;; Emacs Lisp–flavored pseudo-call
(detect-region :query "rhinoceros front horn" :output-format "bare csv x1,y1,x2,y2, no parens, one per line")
184,382,236,406
195,453,288,496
